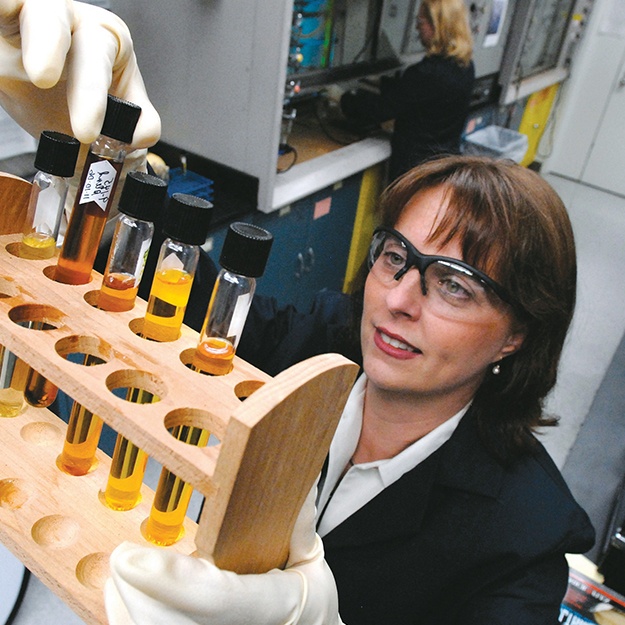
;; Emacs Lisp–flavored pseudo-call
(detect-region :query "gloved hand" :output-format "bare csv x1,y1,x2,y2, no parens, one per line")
0,0,160,148
104,486,344,625
0,0,162,222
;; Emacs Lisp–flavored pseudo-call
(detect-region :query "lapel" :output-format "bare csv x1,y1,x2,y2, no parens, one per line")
322,408,507,548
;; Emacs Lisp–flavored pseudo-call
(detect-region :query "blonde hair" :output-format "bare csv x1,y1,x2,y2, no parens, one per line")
421,0,473,66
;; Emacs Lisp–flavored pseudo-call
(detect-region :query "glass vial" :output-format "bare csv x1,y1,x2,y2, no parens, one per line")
24,173,166,408
98,171,167,312
141,193,213,342
143,424,210,546
192,222,273,375
20,131,80,260
56,353,107,476
0,345,28,418
103,386,156,511
55,94,142,285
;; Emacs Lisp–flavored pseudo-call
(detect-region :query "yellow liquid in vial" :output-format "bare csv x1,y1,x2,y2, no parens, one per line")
20,233,56,260
104,437,148,510
103,388,154,511
143,425,209,546
142,269,193,342
57,403,103,476
0,350,28,417
143,472,195,545
0,388,25,418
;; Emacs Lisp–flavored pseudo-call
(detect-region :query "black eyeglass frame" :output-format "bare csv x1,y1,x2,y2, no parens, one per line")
369,227,516,308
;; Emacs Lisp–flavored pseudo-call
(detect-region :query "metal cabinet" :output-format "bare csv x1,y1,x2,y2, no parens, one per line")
205,172,362,311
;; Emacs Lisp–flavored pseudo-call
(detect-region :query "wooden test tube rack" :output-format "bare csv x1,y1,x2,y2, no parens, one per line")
0,176,359,625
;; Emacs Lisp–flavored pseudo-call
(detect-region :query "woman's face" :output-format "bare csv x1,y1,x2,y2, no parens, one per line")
361,185,524,409
416,4,435,48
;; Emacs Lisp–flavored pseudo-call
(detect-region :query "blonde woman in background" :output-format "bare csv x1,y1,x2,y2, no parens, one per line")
341,0,475,181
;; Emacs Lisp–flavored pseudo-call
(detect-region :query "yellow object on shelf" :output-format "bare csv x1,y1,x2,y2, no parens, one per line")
518,83,560,167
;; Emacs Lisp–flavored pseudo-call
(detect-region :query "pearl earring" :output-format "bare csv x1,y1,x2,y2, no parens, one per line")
492,363,501,375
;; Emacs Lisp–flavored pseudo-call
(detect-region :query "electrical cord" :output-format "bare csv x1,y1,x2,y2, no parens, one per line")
277,144,298,173
4,568,30,625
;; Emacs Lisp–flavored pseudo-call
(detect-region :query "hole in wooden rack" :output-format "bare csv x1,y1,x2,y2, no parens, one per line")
128,317,181,343
163,408,219,446
31,514,80,548
83,290,100,309
178,345,234,376
76,552,110,589
0,275,19,298
8,303,65,331
42,264,92,285
105,369,165,403
179,347,196,370
234,379,266,401
20,421,63,446
55,335,112,366
5,242,21,258
84,288,137,313
0,478,34,509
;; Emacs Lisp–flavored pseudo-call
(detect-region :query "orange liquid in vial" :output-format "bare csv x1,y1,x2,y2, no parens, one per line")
142,269,193,342
55,210,108,284
143,425,209,546
55,153,122,285
24,369,58,407
57,403,103,476
98,272,138,312
191,337,235,376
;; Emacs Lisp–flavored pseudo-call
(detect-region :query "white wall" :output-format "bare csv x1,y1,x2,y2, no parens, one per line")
110,0,293,210
542,0,622,180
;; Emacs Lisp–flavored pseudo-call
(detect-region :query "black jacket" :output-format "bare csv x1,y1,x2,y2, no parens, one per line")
341,55,475,180
323,407,594,624
99,240,593,623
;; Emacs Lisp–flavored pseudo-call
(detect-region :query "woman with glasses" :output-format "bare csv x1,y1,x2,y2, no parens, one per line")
108,155,594,625
0,4,593,623
340,0,475,181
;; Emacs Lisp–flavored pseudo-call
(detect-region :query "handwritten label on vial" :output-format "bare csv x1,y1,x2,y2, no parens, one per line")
79,160,118,210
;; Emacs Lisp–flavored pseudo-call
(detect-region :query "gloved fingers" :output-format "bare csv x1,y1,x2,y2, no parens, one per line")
104,578,136,625
288,482,322,567
109,65,161,150
19,0,73,88
67,3,160,147
107,541,306,625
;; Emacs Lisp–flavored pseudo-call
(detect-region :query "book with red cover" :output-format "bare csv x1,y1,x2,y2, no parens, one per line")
560,568,625,624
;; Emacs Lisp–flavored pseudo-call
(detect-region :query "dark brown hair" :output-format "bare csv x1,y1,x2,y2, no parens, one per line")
377,155,576,462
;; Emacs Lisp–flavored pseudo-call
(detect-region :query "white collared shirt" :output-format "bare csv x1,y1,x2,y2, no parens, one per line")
316,373,469,537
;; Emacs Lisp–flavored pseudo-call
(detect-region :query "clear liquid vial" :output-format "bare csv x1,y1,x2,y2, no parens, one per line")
20,131,80,260
98,171,167,312
192,222,273,375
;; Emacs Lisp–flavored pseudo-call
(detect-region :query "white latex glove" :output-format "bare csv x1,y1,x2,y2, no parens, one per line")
105,487,344,625
0,0,162,222
0,0,160,148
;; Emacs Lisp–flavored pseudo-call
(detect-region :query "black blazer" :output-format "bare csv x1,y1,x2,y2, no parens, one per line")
322,408,595,625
